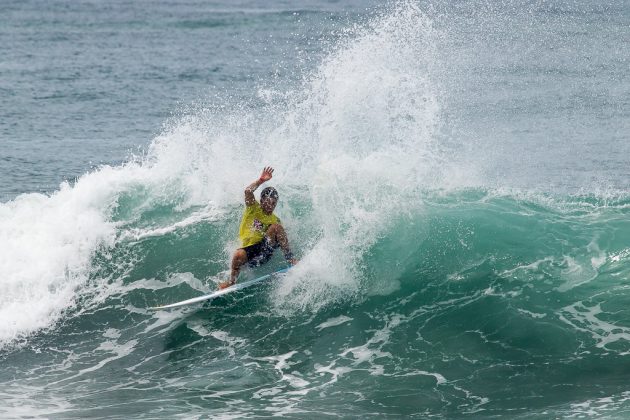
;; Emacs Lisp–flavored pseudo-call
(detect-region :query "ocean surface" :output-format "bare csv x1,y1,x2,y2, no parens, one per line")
1,0,629,418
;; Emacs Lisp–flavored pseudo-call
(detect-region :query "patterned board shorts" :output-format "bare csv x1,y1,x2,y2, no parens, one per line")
242,238,278,267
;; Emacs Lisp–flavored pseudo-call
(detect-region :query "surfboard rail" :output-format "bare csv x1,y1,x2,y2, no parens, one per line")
149,267,290,310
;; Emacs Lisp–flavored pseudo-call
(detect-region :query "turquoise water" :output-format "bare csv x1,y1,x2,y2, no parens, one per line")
1,1,629,418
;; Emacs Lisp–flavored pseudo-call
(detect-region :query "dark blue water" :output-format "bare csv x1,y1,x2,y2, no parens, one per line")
1,1,629,418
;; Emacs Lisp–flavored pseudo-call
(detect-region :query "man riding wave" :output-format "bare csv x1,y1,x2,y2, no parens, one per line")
218,167,297,289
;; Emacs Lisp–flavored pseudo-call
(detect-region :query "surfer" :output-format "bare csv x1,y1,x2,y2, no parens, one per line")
218,166,297,289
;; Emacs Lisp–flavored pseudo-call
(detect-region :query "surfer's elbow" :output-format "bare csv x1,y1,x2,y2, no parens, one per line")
244,190,255,205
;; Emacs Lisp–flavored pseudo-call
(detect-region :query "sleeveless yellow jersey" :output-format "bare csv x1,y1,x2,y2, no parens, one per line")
238,201,281,248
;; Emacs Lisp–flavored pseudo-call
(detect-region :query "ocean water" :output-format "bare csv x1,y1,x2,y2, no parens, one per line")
1,0,629,418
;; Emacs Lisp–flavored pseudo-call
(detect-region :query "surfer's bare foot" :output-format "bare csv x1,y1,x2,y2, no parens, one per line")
218,280,234,290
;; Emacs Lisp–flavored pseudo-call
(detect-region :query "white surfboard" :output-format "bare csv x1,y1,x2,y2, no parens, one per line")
149,267,290,310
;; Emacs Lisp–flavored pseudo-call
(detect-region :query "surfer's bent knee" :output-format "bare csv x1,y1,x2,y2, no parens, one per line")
232,249,247,265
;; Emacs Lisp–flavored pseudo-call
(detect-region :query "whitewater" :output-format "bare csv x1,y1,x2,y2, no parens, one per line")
1,0,629,418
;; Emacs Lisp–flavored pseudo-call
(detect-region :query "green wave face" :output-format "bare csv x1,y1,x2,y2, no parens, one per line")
4,187,629,418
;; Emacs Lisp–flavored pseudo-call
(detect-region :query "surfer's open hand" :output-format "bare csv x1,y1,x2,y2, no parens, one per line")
259,167,274,183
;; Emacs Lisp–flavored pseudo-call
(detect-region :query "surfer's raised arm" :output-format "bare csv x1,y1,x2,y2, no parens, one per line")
244,167,274,206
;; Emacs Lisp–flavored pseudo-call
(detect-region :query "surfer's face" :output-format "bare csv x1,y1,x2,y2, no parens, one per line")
260,196,277,213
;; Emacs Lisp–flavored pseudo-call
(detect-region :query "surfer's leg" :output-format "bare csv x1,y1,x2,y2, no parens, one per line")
219,249,247,289
231,249,248,282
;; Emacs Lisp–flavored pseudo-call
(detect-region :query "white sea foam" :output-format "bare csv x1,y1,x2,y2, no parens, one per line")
566,391,630,418
316,315,353,331
0,155,219,346
118,207,222,242
0,171,118,346
558,301,630,353
556,239,606,292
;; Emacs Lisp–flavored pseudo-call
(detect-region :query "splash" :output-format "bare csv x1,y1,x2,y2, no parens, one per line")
145,3,444,311
0,2,443,343
268,3,442,310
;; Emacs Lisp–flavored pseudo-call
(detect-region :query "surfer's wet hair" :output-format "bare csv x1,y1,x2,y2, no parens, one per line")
261,187,278,200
